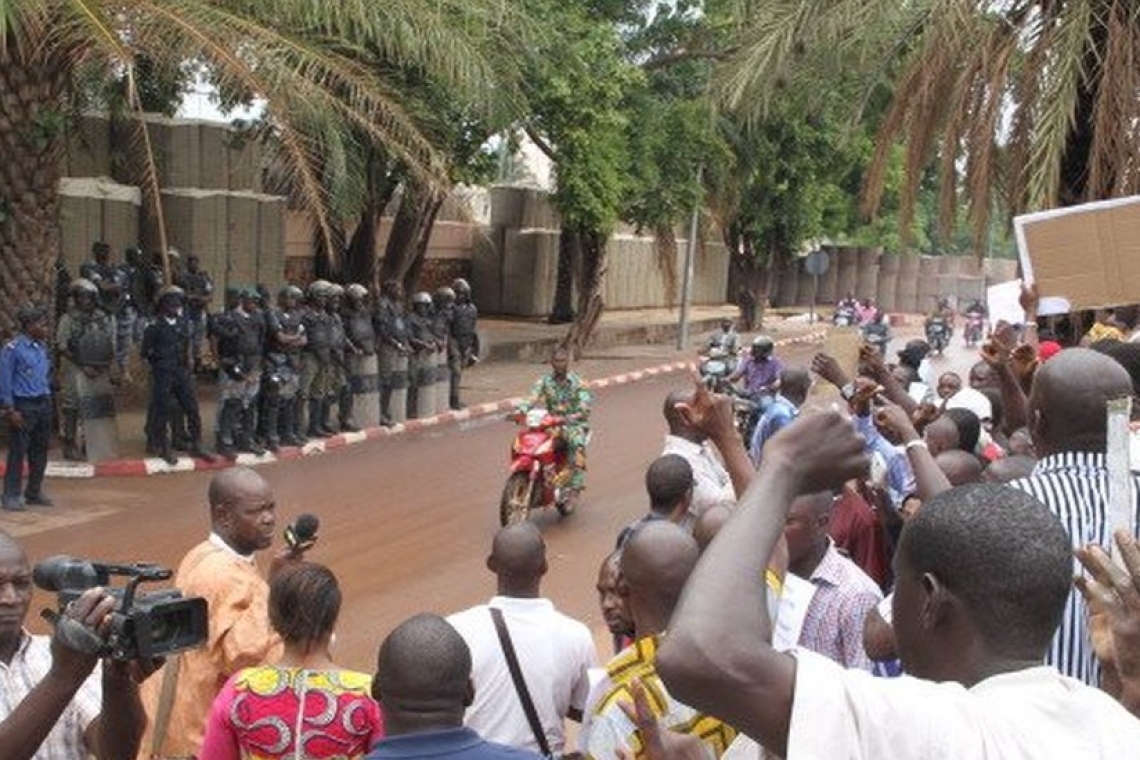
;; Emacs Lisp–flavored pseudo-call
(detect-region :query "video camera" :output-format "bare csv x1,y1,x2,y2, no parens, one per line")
33,556,208,661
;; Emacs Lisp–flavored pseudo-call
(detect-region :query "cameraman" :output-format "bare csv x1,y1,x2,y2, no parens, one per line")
0,530,156,760
139,467,311,759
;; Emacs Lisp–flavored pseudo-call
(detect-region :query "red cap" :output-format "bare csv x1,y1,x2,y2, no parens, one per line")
1038,341,1063,362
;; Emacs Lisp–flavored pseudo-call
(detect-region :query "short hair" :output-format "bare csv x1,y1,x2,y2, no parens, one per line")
374,614,471,704
898,484,1071,656
269,563,341,646
943,408,981,453
645,455,693,512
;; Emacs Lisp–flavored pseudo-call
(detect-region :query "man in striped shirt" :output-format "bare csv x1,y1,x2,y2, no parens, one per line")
1008,348,1140,685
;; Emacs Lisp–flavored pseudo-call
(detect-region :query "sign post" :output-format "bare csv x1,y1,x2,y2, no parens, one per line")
804,250,830,324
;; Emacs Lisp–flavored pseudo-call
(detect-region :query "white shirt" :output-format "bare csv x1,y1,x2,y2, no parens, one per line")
662,435,735,521
0,632,102,760
447,596,596,754
787,648,1140,758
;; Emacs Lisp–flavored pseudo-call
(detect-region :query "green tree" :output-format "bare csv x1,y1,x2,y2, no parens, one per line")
0,0,519,333
718,0,1139,244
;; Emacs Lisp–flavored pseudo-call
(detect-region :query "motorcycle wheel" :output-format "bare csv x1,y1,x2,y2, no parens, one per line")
555,488,578,517
499,472,532,527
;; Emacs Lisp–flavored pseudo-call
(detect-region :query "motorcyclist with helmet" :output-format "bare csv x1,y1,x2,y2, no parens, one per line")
728,335,784,439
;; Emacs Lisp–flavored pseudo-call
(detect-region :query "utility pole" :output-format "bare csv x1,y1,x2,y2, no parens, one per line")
677,164,704,350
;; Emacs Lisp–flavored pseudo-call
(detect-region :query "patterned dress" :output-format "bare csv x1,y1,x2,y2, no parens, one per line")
200,666,384,760
528,372,592,490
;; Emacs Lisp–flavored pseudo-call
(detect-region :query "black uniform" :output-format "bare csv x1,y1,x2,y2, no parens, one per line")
340,304,376,430
375,296,411,422
449,300,479,409
264,306,306,446
142,315,204,458
211,307,266,455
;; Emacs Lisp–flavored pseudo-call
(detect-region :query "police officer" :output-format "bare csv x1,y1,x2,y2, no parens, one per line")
55,279,118,461
375,279,412,425
449,278,480,410
211,287,267,458
264,285,308,448
341,283,376,431
79,241,117,307
300,280,336,438
325,283,353,433
0,306,54,511
406,291,439,418
175,252,214,375
141,286,213,465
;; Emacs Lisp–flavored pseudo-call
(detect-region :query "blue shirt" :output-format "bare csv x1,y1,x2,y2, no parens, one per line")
366,727,541,760
0,334,52,407
750,395,798,465
855,414,916,509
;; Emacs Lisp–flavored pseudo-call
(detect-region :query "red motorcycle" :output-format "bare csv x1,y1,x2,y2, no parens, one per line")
500,408,576,526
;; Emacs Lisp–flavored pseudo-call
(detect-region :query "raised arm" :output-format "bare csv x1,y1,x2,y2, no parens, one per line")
656,410,869,758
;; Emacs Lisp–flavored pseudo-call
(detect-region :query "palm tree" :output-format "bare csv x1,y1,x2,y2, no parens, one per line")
0,0,523,334
717,0,1138,243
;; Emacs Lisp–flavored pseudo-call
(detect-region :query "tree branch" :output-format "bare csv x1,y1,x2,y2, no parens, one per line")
523,125,556,160
642,47,737,71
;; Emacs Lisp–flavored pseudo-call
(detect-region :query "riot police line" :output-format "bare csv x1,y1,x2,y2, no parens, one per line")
53,242,480,466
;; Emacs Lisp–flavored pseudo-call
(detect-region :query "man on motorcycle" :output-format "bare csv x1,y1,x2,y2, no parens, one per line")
729,336,784,402
925,309,952,354
963,300,987,347
527,348,592,504
704,318,739,356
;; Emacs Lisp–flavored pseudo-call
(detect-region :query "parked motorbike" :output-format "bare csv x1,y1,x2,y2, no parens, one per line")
861,322,891,356
926,318,951,355
964,313,985,348
499,408,579,526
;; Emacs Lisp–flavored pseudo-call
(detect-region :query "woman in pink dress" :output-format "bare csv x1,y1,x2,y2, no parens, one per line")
201,562,384,759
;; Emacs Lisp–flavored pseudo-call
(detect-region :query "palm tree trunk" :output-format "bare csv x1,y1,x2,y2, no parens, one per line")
379,181,444,294
0,43,70,336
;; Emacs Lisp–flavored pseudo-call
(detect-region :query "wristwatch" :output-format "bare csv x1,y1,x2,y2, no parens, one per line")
840,382,856,402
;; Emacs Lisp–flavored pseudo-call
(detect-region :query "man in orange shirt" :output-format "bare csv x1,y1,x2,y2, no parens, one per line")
139,467,310,759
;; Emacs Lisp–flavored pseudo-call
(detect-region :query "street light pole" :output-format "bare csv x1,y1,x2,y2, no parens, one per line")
677,164,704,350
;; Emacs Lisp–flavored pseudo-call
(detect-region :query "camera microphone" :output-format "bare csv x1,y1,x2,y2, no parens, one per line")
284,513,320,551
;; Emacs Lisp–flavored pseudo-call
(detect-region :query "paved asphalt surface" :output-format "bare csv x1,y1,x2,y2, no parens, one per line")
7,326,981,673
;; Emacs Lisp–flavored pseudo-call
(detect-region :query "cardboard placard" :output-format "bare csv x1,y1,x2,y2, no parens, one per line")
1014,195,1140,313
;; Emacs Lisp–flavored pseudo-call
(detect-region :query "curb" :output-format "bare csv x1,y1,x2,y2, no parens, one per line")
5,329,827,480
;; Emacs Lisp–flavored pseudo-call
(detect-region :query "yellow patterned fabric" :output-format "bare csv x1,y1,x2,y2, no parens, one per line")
583,636,737,760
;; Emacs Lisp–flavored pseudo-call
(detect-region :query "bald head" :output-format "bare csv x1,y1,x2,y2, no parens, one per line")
621,522,699,636
374,614,472,727
935,450,983,486
693,505,731,553
208,467,268,509
779,367,812,404
488,523,547,593
1030,348,1134,456
664,389,695,438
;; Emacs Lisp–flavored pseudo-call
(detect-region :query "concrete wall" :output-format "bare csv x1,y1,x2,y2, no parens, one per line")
472,186,731,317
58,179,141,274
769,246,1020,311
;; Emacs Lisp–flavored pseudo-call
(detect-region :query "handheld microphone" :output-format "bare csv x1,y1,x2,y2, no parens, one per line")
284,513,320,551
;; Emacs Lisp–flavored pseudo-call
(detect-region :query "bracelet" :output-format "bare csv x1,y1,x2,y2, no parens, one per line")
904,439,928,453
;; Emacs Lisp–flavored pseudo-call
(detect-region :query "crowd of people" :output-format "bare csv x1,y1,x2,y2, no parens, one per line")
1,242,481,511
7,282,1140,759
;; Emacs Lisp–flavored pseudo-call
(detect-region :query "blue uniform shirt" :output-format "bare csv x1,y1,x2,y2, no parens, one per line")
0,334,52,407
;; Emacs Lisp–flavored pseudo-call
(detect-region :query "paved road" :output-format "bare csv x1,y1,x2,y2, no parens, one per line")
7,327,984,674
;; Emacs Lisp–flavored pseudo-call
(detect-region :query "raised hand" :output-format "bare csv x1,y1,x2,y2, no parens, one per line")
1075,530,1140,701
811,352,850,389
874,399,921,445
616,678,708,760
